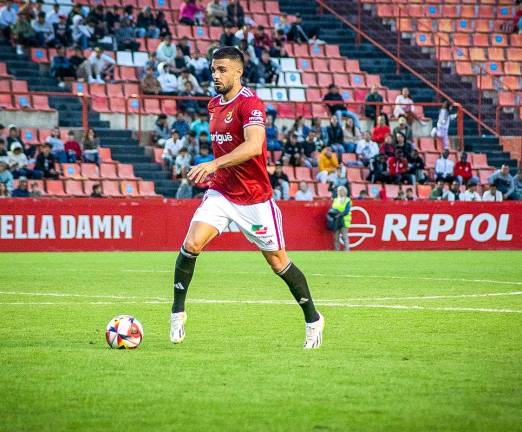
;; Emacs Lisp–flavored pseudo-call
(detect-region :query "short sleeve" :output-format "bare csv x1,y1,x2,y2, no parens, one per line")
240,97,266,129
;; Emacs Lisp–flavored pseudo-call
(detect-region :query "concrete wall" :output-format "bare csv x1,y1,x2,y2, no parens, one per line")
0,110,59,129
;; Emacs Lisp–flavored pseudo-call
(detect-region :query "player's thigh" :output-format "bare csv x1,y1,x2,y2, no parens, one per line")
183,221,219,254
261,248,289,273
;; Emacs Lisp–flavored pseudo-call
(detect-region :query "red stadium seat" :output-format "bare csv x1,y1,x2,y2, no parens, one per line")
98,148,114,163
277,103,296,118
345,60,360,73
107,83,124,97
81,163,100,179
306,88,322,102
123,83,140,97
100,163,119,179
350,182,367,198
471,153,489,169
21,128,38,145
312,58,329,73
417,185,432,200
117,164,137,179
144,98,162,114
295,167,312,181
89,84,106,97
45,180,66,196
61,163,81,178
102,180,123,197
121,180,140,197
162,99,178,116
0,94,14,110
109,97,126,113
91,96,110,113
315,183,331,199
283,166,296,182
325,45,341,58
329,59,346,73
14,94,32,109
32,95,53,111
384,184,400,198
31,48,48,63
298,57,312,72
64,179,86,196
346,168,362,182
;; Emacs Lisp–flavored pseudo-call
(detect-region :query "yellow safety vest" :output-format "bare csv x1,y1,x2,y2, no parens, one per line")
332,197,352,227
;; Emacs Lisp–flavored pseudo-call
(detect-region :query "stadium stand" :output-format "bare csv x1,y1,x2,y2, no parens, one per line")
0,0,519,201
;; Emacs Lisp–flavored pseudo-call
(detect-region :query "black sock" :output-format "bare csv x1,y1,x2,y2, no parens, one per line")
171,246,198,313
277,262,319,323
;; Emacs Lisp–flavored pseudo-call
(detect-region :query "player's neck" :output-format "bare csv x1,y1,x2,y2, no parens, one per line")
221,83,243,102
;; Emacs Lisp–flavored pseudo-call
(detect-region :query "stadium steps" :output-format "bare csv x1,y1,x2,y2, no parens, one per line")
0,39,179,197
464,137,517,170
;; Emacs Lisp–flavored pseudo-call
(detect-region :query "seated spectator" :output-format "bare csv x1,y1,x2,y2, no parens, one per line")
392,116,413,143
364,85,383,124
393,87,422,125
197,130,210,150
326,115,344,158
301,129,321,168
139,51,159,79
141,66,161,95
105,6,121,35
453,153,477,185
395,190,406,201
270,162,289,201
32,11,55,47
172,47,190,74
188,50,211,84
115,18,140,51
45,127,67,163
0,161,14,193
295,181,314,201
90,184,103,198
35,143,59,179
286,13,309,43
174,147,191,178
122,5,136,26
329,166,348,196
408,149,426,184
64,130,82,162
238,39,257,64
176,176,193,198
155,11,171,38
235,23,255,45
50,45,75,88
171,112,190,137
178,36,192,57
82,128,100,164
207,0,226,26
226,0,244,28
71,14,93,50
357,190,369,200
0,181,9,197
7,125,34,158
372,114,391,146
317,146,339,183
177,81,200,114
282,133,303,167
153,114,171,146
405,187,415,200
310,117,329,146
253,25,271,57
488,165,516,200
380,133,395,158
514,169,522,201
179,0,204,26
191,111,210,140
355,131,379,167
460,180,481,201
68,46,85,78
435,149,454,183
52,13,70,46
0,0,17,41
181,130,199,160
79,47,116,84
443,180,461,201
156,34,176,65
136,6,159,38
13,13,36,55
482,184,503,202
177,67,202,93
323,84,361,129
388,149,411,184
157,63,178,95
342,116,361,153
193,145,214,165
393,131,413,159
162,130,183,169
0,138,9,163
368,153,389,183
85,5,106,41
429,180,445,200
430,101,456,150
269,39,290,58
257,50,280,84
274,13,291,35
8,143,42,179
291,116,310,143
12,176,30,197
220,23,238,46
265,115,281,151
242,52,259,85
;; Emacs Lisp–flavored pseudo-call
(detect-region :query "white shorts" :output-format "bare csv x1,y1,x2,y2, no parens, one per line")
190,189,285,252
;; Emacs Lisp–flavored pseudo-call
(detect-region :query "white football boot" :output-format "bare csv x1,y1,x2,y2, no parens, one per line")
304,312,324,349
170,312,187,343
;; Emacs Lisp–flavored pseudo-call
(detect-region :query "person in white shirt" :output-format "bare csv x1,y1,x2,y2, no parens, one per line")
435,149,454,183
0,0,17,40
482,184,503,202
71,14,93,50
355,131,379,166
156,34,176,65
32,12,55,47
188,50,210,84
45,4,61,26
162,130,184,169
459,182,481,201
431,100,457,150
294,181,314,201
177,68,202,94
87,47,116,83
393,87,415,119
234,23,255,45
157,63,178,94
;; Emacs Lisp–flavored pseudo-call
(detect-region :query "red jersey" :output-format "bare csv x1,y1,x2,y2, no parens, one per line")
207,87,272,205
453,161,472,182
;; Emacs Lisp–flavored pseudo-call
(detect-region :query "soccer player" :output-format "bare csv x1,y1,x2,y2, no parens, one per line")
170,47,324,349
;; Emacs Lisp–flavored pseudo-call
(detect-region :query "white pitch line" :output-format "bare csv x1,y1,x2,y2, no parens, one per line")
321,291,522,301
0,299,520,314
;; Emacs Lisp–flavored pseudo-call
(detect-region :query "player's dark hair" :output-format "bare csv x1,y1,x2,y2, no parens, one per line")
212,46,244,66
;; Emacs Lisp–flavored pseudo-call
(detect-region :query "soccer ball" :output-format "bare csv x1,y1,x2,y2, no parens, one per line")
105,315,144,349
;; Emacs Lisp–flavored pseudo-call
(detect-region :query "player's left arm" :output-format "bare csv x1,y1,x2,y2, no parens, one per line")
187,125,264,184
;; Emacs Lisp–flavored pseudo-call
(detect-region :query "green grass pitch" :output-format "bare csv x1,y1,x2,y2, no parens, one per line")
0,251,521,432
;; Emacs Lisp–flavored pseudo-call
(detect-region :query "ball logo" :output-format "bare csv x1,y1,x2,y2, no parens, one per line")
224,111,234,123
346,206,377,248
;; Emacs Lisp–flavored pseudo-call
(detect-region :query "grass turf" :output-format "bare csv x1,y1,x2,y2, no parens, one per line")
0,251,521,432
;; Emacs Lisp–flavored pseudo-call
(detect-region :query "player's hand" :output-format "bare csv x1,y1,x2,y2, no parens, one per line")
188,160,218,184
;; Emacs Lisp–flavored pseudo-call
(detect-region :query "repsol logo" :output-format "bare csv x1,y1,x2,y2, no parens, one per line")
211,132,233,145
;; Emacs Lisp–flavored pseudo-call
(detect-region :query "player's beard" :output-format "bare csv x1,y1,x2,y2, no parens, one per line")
214,81,231,95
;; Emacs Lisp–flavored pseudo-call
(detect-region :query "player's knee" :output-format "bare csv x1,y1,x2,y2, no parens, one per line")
183,238,204,255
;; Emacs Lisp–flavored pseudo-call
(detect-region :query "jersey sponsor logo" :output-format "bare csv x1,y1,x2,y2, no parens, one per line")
248,109,264,123
251,224,268,235
224,111,234,123
210,132,233,145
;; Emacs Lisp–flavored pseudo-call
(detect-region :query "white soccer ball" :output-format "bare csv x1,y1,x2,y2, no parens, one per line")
105,315,144,349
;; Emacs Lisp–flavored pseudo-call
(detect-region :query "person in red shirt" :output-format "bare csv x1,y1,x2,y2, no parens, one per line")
63,130,82,162
170,46,324,349
371,114,391,145
380,133,395,157
388,148,412,184
453,152,476,185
